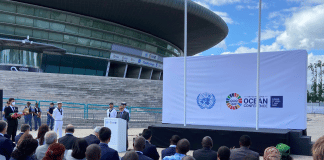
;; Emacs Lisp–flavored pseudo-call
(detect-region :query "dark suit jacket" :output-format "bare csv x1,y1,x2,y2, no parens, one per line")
0,134,14,160
117,111,129,122
137,152,153,160
84,134,100,145
99,143,119,160
161,146,176,159
58,134,78,150
193,147,218,160
4,106,18,127
230,147,260,160
14,132,24,144
142,141,159,160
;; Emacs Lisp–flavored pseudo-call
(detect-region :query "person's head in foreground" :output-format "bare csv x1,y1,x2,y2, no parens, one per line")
99,127,111,143
93,126,102,138
123,151,139,160
71,138,89,159
37,124,49,145
170,135,181,145
45,131,58,145
217,146,230,160
176,139,190,155
263,146,281,160
202,136,213,149
182,155,196,160
142,129,152,141
313,135,324,160
11,138,38,160
43,143,66,160
239,135,251,148
20,124,30,134
65,124,74,134
0,120,7,134
17,133,33,147
133,136,146,151
85,144,101,160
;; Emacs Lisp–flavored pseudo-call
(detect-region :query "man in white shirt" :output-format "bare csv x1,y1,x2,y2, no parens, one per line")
52,102,63,138
107,103,117,118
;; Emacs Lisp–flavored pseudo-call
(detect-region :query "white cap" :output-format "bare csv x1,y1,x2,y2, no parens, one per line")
94,126,102,133
57,102,62,104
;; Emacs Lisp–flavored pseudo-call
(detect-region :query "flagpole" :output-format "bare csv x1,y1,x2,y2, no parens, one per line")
256,0,262,130
184,0,188,127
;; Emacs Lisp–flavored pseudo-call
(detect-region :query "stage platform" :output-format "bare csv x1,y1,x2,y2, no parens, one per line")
148,124,312,156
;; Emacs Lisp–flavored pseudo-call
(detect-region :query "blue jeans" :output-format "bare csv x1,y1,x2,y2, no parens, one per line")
47,115,54,130
24,115,33,130
33,116,41,130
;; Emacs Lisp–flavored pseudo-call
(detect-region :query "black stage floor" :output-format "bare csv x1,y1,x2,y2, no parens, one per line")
148,124,312,156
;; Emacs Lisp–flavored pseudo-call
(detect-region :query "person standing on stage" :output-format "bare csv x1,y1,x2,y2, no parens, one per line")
23,102,33,131
107,103,117,118
4,98,20,142
121,102,130,117
33,103,42,131
117,105,130,149
53,102,63,138
47,103,55,130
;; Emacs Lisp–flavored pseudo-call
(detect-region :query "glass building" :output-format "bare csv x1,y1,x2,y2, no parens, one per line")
0,0,228,80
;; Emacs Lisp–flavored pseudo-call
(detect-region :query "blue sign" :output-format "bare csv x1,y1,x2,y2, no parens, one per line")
197,93,216,109
270,96,283,108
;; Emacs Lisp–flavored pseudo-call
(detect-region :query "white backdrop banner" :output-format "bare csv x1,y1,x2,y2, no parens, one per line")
162,50,307,129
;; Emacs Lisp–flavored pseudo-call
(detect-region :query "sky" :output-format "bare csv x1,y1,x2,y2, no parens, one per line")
192,0,324,84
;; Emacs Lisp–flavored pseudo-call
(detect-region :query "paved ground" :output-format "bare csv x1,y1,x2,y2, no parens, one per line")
27,114,324,160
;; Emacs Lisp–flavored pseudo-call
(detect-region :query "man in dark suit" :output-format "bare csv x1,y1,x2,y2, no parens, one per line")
58,124,77,150
230,135,259,160
84,126,101,145
162,135,181,159
15,124,30,144
133,136,153,160
0,120,14,160
4,98,19,142
193,136,218,160
142,129,159,160
117,105,130,149
98,127,119,160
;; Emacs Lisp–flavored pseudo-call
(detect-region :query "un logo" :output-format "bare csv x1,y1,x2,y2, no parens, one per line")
197,92,216,109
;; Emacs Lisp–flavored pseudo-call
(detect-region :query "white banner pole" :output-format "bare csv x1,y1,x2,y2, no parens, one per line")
256,0,262,130
184,0,188,127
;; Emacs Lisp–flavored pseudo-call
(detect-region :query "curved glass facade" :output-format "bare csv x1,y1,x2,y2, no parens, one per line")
0,49,41,67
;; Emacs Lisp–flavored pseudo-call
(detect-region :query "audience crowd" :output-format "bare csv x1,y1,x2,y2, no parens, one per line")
1,119,323,160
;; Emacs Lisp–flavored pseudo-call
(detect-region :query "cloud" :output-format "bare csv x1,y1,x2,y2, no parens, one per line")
213,40,227,50
204,0,242,6
213,11,234,24
194,1,210,9
229,41,249,47
287,0,324,5
235,2,269,10
221,42,283,55
193,53,203,56
252,29,283,42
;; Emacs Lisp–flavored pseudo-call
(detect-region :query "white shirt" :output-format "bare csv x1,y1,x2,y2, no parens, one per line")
107,108,117,118
53,107,64,121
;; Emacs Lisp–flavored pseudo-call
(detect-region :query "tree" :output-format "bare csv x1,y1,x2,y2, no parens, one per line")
309,63,317,102
317,60,323,102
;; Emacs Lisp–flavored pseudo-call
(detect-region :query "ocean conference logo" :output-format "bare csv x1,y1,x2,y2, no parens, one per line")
197,92,216,109
226,93,242,110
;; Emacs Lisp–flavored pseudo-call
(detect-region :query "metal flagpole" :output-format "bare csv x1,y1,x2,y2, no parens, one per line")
256,0,262,130
184,0,188,127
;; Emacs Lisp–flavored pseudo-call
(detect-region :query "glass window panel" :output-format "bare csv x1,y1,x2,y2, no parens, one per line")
50,22,65,32
76,47,88,55
101,51,110,58
103,24,114,32
45,65,59,73
15,27,32,36
85,69,96,75
88,49,100,56
73,68,85,75
34,20,49,29
0,13,15,23
60,66,73,74
101,42,112,49
63,45,76,53
122,37,129,44
157,48,165,55
124,30,134,37
90,40,101,48
115,27,125,34
0,1,16,12
103,33,114,41
33,30,49,39
64,35,77,44
49,32,64,41
77,37,90,46
137,42,146,50
17,5,34,15
133,32,142,39
97,70,104,76
50,11,66,21
114,35,123,43
34,8,50,18
16,16,33,26
65,25,78,34
79,17,93,27
0,25,15,34
157,40,167,48
130,40,139,47
91,31,102,39
66,15,80,24
146,44,157,53
78,28,91,36
93,21,105,30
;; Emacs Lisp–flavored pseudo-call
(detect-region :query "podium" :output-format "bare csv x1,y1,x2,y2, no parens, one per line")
104,118,127,152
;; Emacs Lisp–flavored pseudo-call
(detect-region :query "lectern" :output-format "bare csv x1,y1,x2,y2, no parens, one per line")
104,118,126,152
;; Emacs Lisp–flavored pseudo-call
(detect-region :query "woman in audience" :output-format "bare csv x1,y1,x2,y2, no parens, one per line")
263,146,281,160
10,138,38,160
14,133,34,151
65,138,88,160
43,143,66,160
313,135,324,160
36,124,49,146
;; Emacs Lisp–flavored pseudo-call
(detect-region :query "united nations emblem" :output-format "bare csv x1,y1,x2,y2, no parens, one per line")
197,92,216,109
